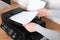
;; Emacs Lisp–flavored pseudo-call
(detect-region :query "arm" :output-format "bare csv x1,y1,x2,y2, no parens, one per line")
50,10,60,18
23,23,60,40
36,24,60,40
37,9,60,18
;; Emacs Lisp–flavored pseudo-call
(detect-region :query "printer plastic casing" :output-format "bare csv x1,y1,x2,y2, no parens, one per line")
1,8,47,40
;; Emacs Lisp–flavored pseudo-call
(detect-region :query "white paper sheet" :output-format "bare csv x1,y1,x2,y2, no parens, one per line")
27,0,46,11
10,0,46,24
10,11,38,24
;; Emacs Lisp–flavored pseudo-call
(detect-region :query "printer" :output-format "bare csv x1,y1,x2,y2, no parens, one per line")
1,7,47,40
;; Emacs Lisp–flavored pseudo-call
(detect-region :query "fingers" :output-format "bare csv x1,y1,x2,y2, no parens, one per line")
37,8,50,17
37,10,47,17
23,22,36,32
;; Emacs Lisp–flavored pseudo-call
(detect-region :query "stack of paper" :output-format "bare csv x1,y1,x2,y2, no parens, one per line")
10,0,46,24
10,11,38,24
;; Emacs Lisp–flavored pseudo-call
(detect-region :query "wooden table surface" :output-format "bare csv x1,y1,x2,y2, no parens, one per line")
0,0,60,40
0,28,13,40
0,1,26,40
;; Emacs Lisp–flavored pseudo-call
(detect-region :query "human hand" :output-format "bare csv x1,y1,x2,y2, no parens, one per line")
23,22,37,32
37,8,50,17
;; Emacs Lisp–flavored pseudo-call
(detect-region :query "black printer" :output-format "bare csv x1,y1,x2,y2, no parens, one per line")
1,7,48,40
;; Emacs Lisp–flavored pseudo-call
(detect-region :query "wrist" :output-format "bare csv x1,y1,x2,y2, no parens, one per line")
35,24,42,32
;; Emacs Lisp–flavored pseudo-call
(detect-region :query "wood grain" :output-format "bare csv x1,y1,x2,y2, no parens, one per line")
42,17,60,32
0,1,21,40
0,28,13,40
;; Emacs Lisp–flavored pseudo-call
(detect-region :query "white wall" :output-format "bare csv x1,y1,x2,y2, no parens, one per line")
43,0,60,10
13,0,28,7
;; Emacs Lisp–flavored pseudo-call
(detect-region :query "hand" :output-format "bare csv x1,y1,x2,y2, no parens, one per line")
37,8,50,17
23,23,36,32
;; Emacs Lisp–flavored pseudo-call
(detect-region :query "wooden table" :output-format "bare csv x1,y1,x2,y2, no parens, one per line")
0,28,13,40
0,1,60,40
42,17,60,32
0,1,26,40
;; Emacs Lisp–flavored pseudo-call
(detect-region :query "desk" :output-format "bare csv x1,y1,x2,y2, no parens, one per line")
0,28,13,40
0,1,25,40
0,1,60,40
42,17,60,31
